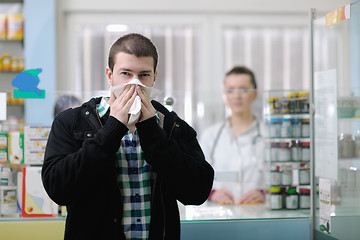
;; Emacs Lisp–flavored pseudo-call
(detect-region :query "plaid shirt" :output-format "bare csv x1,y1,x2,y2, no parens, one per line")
97,97,153,240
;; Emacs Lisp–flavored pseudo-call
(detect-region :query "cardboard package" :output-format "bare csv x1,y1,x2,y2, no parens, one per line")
24,126,50,164
21,167,58,217
8,131,24,164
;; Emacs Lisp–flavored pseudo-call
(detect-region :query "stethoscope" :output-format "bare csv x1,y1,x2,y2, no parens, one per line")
209,118,262,163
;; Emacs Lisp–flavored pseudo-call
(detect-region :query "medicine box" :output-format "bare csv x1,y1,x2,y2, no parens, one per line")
24,126,50,164
21,167,58,217
0,186,17,215
0,132,8,163
0,14,6,40
0,132,7,148
8,131,24,164
7,14,23,40
0,148,7,164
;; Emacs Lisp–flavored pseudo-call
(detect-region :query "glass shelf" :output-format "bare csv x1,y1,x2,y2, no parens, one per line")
265,137,310,141
265,113,310,119
0,71,21,74
266,161,310,164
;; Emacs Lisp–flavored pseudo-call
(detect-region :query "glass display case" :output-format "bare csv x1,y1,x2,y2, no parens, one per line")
311,1,360,239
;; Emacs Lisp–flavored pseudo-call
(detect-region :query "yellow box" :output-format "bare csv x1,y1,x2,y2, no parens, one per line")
7,14,23,40
0,14,7,40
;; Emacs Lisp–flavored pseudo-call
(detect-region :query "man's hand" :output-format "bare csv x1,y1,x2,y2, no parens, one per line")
110,85,137,125
137,86,156,122
238,189,264,204
210,188,235,204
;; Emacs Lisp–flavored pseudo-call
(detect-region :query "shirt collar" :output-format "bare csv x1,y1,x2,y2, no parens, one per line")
226,116,259,136
96,97,110,118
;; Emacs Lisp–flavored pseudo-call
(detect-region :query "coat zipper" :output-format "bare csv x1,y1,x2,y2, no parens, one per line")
169,122,180,138
160,182,166,240
95,108,124,232
95,109,103,127
160,121,179,239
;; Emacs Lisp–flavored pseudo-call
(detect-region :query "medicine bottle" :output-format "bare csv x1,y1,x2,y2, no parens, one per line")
299,188,311,209
281,165,293,186
287,92,299,114
299,163,310,185
301,141,310,161
286,187,299,209
291,118,301,138
278,142,291,161
270,165,281,185
280,118,291,138
267,97,280,114
0,167,14,186
269,118,281,138
270,142,279,161
301,119,310,137
270,187,282,210
300,92,310,113
280,98,289,114
291,140,302,161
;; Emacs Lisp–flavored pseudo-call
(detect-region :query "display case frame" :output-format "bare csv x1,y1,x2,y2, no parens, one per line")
310,1,360,239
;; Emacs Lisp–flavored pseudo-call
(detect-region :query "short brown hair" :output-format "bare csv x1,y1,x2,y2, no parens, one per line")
108,33,159,72
225,66,257,89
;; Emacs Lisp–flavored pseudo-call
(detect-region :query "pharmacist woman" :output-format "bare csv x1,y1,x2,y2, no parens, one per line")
200,66,265,204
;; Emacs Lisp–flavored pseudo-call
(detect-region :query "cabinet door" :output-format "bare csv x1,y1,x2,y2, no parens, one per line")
312,2,360,239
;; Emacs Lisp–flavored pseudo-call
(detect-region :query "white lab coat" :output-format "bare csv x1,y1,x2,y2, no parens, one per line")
200,118,265,201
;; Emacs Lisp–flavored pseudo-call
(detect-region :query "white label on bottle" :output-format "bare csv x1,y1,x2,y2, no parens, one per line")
278,148,291,161
292,147,302,161
282,171,293,185
299,169,310,185
300,195,311,209
270,195,282,209
286,195,298,209
302,148,310,161
271,172,281,185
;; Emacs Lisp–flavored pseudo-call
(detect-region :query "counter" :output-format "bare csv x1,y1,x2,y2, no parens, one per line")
179,201,310,220
179,201,311,240
0,202,311,240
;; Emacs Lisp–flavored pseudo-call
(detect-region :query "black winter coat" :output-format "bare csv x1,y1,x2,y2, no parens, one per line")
42,97,214,240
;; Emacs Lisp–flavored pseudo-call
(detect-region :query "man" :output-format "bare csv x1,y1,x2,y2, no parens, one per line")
200,66,264,205
42,33,214,240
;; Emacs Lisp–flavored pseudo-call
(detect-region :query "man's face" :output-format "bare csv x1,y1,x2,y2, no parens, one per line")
223,73,257,114
107,52,157,87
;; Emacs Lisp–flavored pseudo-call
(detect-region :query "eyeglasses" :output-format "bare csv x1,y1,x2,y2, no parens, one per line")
224,88,257,94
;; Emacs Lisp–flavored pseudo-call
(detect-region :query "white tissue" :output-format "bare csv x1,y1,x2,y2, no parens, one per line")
111,79,160,126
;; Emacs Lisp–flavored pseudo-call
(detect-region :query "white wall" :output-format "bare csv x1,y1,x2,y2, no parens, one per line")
59,0,348,14
56,0,349,92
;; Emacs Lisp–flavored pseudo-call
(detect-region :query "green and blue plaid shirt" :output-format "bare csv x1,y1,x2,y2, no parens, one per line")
97,97,153,240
